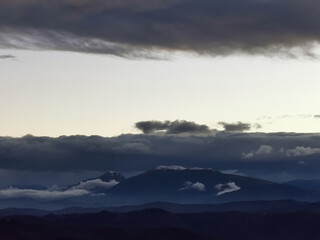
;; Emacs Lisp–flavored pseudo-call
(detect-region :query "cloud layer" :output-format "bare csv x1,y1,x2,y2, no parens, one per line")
1,127,320,182
0,0,320,56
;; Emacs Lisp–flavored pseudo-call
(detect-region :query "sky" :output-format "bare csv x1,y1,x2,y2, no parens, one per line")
1,49,320,137
0,0,320,186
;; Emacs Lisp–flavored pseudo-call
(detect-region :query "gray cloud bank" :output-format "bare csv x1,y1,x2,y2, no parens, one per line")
0,0,320,57
1,129,320,182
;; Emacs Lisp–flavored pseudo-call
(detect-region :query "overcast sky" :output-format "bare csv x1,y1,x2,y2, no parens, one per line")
0,0,320,185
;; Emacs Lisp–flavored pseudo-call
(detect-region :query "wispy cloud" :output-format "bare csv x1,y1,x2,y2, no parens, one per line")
179,181,206,192
215,182,241,196
71,179,119,191
0,179,119,200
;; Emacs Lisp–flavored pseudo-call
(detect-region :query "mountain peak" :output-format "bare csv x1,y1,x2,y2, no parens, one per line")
155,165,186,171
98,171,126,183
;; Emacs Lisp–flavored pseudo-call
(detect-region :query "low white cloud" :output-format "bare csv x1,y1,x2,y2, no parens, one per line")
179,181,206,192
0,179,119,200
215,182,241,196
0,187,89,200
286,146,320,157
242,145,273,159
71,179,119,191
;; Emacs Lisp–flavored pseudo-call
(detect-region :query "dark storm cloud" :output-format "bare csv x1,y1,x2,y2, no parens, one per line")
135,120,210,134
135,121,170,134
0,54,15,59
2,129,320,181
218,122,252,132
0,0,319,57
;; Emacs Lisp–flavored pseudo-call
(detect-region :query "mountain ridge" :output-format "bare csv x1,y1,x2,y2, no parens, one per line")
0,166,319,209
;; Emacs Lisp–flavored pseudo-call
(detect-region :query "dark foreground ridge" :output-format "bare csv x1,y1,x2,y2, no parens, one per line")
1,208,320,240
2,199,320,217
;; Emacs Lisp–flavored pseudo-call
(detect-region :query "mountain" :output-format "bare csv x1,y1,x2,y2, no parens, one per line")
0,166,319,209
105,166,319,205
284,179,320,192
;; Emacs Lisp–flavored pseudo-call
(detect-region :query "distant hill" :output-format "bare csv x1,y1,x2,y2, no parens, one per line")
2,200,320,217
103,200,320,214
